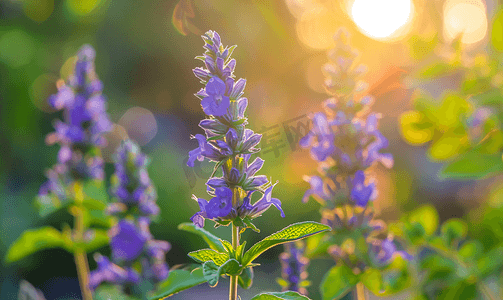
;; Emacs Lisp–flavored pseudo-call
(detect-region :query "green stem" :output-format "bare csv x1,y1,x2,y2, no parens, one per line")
74,182,93,300
229,223,239,300
355,282,366,300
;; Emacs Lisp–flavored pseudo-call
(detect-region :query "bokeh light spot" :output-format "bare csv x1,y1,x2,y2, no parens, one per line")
296,6,340,50
0,30,36,68
23,0,54,22
59,56,78,80
66,0,102,16
350,0,414,40
102,124,129,162
443,0,488,45
118,107,158,146
30,74,59,112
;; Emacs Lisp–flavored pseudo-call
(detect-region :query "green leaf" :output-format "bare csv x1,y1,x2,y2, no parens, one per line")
382,255,412,293
202,259,241,287
188,249,229,266
241,222,331,266
441,219,467,248
418,62,458,79
5,226,67,263
475,88,503,107
242,216,260,233
492,9,503,52
437,280,479,300
83,180,108,204
304,231,333,259
35,193,66,218
178,222,226,252
95,284,139,300
238,267,254,289
477,244,503,277
428,133,469,161
320,264,358,300
251,291,311,300
80,229,109,252
149,268,206,300
408,205,439,236
361,268,383,295
399,111,435,145
403,221,427,245
458,241,483,262
436,93,470,131
440,151,503,180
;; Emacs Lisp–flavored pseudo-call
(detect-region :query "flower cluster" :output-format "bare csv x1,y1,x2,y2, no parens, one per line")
37,45,112,213
89,140,170,290
300,29,410,270
277,241,310,295
188,30,284,228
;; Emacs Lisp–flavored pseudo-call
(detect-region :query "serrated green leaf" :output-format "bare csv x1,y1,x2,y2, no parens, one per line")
320,264,358,300
409,205,439,236
440,151,503,179
251,291,311,300
178,222,226,252
202,259,241,287
5,226,67,263
238,267,254,289
95,284,139,300
188,249,229,266
149,268,206,300
241,222,330,266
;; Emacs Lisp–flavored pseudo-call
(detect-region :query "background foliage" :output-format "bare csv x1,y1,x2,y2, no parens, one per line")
2,0,503,299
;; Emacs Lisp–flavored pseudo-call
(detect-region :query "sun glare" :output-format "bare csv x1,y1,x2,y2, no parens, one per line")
443,0,488,45
350,0,414,40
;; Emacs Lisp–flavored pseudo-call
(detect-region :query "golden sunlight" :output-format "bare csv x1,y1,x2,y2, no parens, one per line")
350,0,414,40
443,0,488,45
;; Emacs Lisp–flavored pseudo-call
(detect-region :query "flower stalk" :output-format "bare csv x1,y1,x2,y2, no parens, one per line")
73,181,93,300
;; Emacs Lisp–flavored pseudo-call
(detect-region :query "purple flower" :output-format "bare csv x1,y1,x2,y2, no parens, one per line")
201,77,230,116
145,239,171,282
44,44,112,183
110,140,158,216
239,185,285,219
110,220,146,262
300,112,335,162
187,134,231,167
350,171,376,207
279,242,309,295
88,254,139,290
302,176,333,203
190,187,234,228
370,237,412,266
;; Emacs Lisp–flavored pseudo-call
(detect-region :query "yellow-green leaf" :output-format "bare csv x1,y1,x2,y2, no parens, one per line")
5,227,66,263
